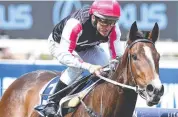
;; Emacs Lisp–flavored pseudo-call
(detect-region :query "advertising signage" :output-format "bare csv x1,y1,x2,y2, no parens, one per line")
0,1,177,41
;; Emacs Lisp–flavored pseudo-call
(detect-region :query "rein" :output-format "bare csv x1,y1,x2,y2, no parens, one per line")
96,74,139,92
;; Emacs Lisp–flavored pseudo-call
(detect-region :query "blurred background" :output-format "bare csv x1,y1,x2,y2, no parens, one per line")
0,0,177,111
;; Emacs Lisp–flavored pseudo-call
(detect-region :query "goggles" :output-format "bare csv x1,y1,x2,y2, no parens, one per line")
95,16,118,26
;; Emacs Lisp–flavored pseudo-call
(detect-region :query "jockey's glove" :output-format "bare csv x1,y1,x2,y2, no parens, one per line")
81,62,102,75
89,64,103,74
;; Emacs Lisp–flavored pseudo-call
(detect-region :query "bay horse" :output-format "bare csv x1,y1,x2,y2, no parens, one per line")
0,21,164,117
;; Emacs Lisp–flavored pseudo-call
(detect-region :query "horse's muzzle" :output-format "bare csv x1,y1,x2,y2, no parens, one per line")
146,84,164,106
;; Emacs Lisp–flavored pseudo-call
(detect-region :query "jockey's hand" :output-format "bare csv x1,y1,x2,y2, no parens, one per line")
81,62,103,75
88,64,103,75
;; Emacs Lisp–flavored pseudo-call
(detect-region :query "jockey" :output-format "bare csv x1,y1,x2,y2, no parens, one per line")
35,0,123,116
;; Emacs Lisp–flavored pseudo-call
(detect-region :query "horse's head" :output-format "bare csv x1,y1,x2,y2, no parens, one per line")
125,21,164,106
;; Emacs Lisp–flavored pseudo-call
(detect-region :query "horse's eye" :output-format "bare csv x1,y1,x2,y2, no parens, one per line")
132,54,137,60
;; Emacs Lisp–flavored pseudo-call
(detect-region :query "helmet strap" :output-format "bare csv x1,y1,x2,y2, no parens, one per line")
91,15,98,27
91,15,100,35
93,19,97,27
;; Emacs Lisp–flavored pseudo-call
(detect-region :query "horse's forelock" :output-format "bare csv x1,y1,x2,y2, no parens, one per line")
126,30,145,42
136,31,144,39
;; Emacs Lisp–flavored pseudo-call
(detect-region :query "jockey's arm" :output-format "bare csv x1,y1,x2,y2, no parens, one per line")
50,18,101,73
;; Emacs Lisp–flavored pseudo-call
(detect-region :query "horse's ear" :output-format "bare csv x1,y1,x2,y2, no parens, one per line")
150,22,159,43
129,21,138,42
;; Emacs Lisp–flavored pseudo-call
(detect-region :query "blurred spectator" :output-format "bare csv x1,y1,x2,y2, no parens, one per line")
0,47,14,59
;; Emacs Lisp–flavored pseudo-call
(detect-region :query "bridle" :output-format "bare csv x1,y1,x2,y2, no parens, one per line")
127,39,155,99
97,39,155,98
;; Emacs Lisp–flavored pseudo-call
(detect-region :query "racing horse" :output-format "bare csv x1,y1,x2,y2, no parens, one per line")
0,21,164,117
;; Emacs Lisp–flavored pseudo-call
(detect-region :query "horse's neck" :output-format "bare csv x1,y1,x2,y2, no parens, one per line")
111,55,138,117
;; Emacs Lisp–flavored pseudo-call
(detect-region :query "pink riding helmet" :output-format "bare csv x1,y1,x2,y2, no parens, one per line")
89,0,121,20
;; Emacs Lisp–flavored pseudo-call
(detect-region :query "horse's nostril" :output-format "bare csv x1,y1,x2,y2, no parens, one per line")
153,96,160,102
146,84,154,92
